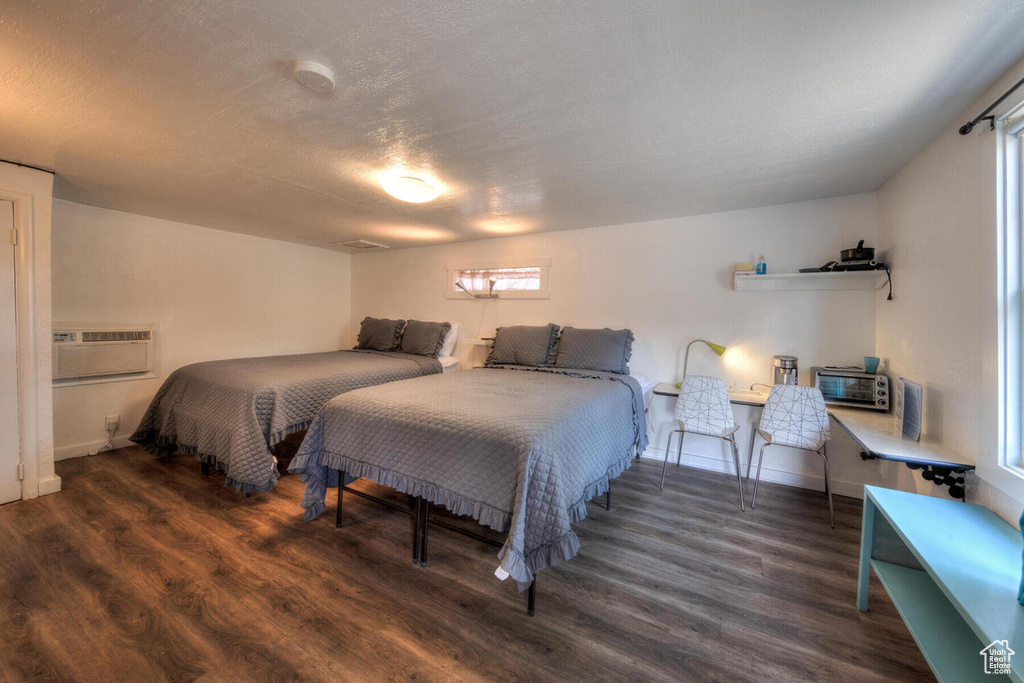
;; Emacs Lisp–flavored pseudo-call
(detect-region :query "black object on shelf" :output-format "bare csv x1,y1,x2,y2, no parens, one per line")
841,240,875,262
798,260,893,300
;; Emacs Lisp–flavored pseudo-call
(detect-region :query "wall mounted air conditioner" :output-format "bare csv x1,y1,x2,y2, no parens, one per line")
52,327,154,382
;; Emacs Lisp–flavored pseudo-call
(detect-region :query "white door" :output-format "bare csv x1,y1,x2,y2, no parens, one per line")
0,200,20,504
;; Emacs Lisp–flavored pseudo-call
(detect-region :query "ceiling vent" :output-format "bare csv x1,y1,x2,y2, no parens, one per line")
338,239,389,250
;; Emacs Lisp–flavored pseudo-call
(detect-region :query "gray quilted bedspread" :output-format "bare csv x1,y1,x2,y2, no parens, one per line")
131,350,441,493
289,366,648,589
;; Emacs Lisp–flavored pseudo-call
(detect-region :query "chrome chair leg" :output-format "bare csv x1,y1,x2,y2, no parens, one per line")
728,437,745,511
660,430,677,490
746,424,757,479
750,442,769,508
676,429,685,466
819,445,835,529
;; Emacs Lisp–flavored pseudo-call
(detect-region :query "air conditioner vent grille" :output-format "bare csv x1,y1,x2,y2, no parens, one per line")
55,342,152,380
52,326,155,382
83,330,151,342
339,239,389,250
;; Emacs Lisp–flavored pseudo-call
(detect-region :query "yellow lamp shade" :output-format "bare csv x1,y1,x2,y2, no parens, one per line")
682,338,729,378
705,341,727,356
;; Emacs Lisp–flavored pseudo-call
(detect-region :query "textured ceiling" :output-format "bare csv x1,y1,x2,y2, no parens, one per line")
2,1,1023,250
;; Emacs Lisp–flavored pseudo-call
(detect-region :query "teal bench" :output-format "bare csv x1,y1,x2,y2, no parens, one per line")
859,485,1024,682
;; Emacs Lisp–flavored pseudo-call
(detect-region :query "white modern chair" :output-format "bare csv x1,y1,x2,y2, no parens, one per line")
660,375,745,510
750,384,834,528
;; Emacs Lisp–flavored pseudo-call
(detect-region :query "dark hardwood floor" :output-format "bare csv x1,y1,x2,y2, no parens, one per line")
0,448,932,682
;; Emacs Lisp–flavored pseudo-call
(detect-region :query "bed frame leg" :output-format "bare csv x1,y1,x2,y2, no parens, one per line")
201,462,211,477
419,501,431,567
527,579,537,617
336,471,345,529
605,484,611,511
412,497,422,564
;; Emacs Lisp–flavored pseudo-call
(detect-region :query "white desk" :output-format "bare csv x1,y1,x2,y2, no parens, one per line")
653,382,768,406
829,407,973,500
653,382,974,499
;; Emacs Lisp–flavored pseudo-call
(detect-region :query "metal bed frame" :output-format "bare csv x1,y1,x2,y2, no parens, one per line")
333,470,612,617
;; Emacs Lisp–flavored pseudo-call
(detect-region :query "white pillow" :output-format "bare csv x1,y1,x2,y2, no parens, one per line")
439,322,461,357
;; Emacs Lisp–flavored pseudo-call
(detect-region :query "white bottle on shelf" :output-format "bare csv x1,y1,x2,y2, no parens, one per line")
756,255,767,275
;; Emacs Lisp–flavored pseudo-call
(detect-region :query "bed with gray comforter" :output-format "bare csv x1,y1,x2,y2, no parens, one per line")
131,349,442,493
289,365,648,589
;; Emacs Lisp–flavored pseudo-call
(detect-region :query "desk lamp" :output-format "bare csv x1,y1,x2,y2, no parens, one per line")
682,339,727,378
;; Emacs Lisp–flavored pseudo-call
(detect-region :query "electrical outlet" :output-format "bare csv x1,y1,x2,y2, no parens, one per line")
105,415,120,432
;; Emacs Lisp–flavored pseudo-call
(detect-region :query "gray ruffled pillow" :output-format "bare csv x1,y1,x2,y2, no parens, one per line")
554,327,634,374
485,324,560,367
355,317,406,351
400,320,452,357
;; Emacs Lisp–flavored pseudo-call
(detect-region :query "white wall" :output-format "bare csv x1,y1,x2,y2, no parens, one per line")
350,193,930,498
51,200,352,459
876,55,1024,523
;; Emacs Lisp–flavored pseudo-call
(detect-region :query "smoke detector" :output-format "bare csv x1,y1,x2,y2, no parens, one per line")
294,61,335,92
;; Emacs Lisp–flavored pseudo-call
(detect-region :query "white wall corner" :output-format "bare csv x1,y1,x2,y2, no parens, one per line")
50,199,353,455
873,56,1024,523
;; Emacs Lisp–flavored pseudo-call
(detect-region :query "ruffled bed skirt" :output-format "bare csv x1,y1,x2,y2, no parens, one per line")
290,445,635,590
130,422,313,494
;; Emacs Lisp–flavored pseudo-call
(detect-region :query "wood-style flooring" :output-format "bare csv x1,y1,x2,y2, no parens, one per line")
0,447,933,682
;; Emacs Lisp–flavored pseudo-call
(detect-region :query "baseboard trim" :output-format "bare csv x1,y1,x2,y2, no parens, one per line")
38,474,62,496
639,446,865,499
53,437,862,497
55,435,135,462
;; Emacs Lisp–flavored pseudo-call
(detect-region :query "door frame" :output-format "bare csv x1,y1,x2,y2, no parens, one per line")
0,198,21,502
0,163,60,499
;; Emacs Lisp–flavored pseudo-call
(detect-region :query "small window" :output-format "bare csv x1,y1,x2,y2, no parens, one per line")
446,258,550,299
456,267,541,292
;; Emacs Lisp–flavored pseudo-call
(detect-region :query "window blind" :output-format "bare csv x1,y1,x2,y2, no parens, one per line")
455,266,541,291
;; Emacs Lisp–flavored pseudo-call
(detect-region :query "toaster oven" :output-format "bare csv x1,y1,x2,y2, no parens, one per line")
810,367,889,411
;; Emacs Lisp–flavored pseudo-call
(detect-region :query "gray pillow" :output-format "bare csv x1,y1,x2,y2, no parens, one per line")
355,317,405,351
554,327,634,374
400,320,451,357
486,324,560,367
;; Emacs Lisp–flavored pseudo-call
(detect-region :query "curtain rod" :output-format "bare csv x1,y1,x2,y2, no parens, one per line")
0,158,55,174
959,75,1024,135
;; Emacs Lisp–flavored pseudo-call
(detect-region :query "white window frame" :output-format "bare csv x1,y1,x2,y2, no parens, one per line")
995,102,1024,491
445,257,551,300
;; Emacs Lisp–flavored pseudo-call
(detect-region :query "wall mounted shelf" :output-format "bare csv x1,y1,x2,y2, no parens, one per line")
733,271,887,292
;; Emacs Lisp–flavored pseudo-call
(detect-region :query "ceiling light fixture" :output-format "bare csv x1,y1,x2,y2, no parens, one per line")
381,174,442,203
294,60,336,92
